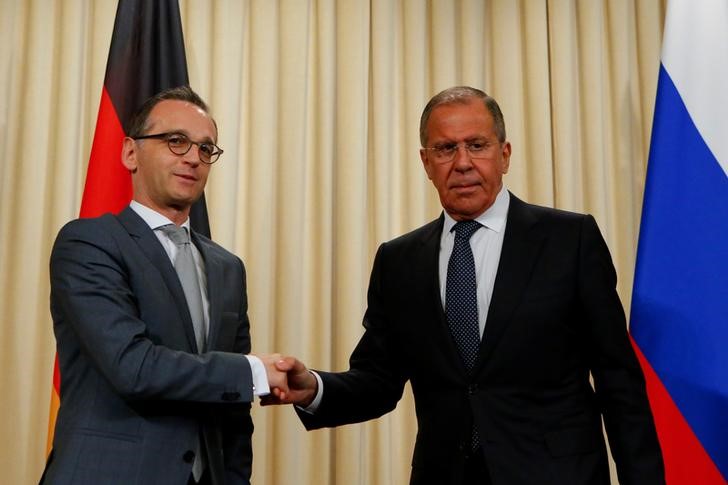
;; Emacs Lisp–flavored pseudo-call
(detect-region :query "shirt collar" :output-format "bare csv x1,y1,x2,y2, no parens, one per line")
442,185,510,235
129,200,191,232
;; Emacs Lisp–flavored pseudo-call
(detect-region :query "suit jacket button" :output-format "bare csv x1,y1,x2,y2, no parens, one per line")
222,391,241,401
183,450,195,463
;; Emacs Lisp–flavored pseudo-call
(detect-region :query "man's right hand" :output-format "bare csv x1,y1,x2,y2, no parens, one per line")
259,357,318,407
255,353,290,397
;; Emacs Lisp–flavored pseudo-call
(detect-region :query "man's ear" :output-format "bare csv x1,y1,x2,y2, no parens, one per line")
501,141,512,174
121,137,138,173
420,149,434,181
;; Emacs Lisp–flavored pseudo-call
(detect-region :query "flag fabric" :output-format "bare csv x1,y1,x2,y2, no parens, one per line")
46,0,210,454
630,1,728,484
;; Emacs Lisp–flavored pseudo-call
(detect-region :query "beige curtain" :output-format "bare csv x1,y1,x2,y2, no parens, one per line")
0,0,665,483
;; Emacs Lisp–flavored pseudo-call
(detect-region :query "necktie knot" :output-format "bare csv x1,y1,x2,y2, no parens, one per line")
452,220,481,241
160,224,190,246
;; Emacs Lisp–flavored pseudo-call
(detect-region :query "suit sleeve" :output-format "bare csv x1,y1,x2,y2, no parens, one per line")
298,243,408,429
50,218,254,404
577,215,665,484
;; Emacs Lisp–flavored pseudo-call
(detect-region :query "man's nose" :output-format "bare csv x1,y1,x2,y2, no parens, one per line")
452,144,474,168
182,143,203,165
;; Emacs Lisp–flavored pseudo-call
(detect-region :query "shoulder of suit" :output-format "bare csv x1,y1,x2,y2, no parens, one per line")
57,212,119,237
379,216,443,250
512,196,591,224
52,213,128,259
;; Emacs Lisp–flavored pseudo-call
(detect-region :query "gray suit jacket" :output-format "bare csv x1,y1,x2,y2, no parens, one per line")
42,207,255,485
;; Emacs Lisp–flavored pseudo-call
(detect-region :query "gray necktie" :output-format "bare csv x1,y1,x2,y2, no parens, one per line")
160,224,206,482
161,224,207,353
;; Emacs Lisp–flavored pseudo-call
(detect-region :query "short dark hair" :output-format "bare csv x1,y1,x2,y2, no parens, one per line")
125,85,216,139
419,86,506,146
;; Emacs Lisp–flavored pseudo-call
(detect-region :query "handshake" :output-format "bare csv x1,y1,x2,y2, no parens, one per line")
255,354,318,407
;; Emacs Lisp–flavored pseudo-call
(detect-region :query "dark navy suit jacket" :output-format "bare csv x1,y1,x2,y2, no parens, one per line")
299,193,664,485
43,207,255,485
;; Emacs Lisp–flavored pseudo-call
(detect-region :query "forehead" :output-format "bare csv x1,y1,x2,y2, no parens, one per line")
146,99,217,139
426,99,495,141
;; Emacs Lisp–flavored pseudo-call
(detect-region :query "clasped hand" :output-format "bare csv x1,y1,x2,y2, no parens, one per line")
254,354,318,407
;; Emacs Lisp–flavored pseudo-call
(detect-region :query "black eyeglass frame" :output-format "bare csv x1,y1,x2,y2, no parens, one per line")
133,132,223,164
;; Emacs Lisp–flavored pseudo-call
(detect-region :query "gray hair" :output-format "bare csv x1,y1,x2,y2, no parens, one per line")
419,86,506,146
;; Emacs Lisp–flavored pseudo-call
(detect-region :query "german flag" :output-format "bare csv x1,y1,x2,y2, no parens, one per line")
46,0,209,454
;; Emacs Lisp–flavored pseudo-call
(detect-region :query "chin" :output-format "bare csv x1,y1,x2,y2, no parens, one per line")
445,200,488,218
174,190,202,203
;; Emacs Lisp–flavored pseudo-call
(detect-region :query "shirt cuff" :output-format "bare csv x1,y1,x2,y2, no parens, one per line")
298,370,324,414
244,355,270,396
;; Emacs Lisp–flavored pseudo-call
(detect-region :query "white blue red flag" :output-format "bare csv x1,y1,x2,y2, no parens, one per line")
630,1,728,484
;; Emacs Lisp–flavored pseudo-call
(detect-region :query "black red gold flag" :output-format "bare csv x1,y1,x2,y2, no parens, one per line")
47,0,209,453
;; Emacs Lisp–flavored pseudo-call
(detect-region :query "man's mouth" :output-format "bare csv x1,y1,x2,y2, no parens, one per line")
450,181,478,189
174,173,198,182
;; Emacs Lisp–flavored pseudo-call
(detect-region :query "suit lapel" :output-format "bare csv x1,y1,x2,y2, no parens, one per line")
117,207,200,352
192,233,223,350
475,194,545,370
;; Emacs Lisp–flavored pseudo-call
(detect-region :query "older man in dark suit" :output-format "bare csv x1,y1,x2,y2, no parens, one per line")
269,86,665,485
42,86,284,485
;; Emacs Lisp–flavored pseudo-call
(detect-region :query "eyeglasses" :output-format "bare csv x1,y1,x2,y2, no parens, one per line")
134,132,223,164
422,140,500,164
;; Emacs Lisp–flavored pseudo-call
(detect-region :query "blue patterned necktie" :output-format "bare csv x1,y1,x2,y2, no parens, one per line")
446,220,482,371
446,220,482,451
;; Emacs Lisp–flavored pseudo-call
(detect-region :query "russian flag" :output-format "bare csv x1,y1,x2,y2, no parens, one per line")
630,1,728,484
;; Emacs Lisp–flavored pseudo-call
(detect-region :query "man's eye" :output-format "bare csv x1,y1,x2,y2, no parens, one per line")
468,142,486,151
199,143,214,156
167,135,188,147
437,144,457,154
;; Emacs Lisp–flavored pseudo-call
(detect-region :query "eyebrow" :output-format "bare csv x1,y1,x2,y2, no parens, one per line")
167,130,216,144
432,136,491,145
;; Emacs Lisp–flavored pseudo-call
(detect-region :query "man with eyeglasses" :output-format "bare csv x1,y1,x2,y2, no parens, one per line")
42,86,285,485
268,86,665,484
